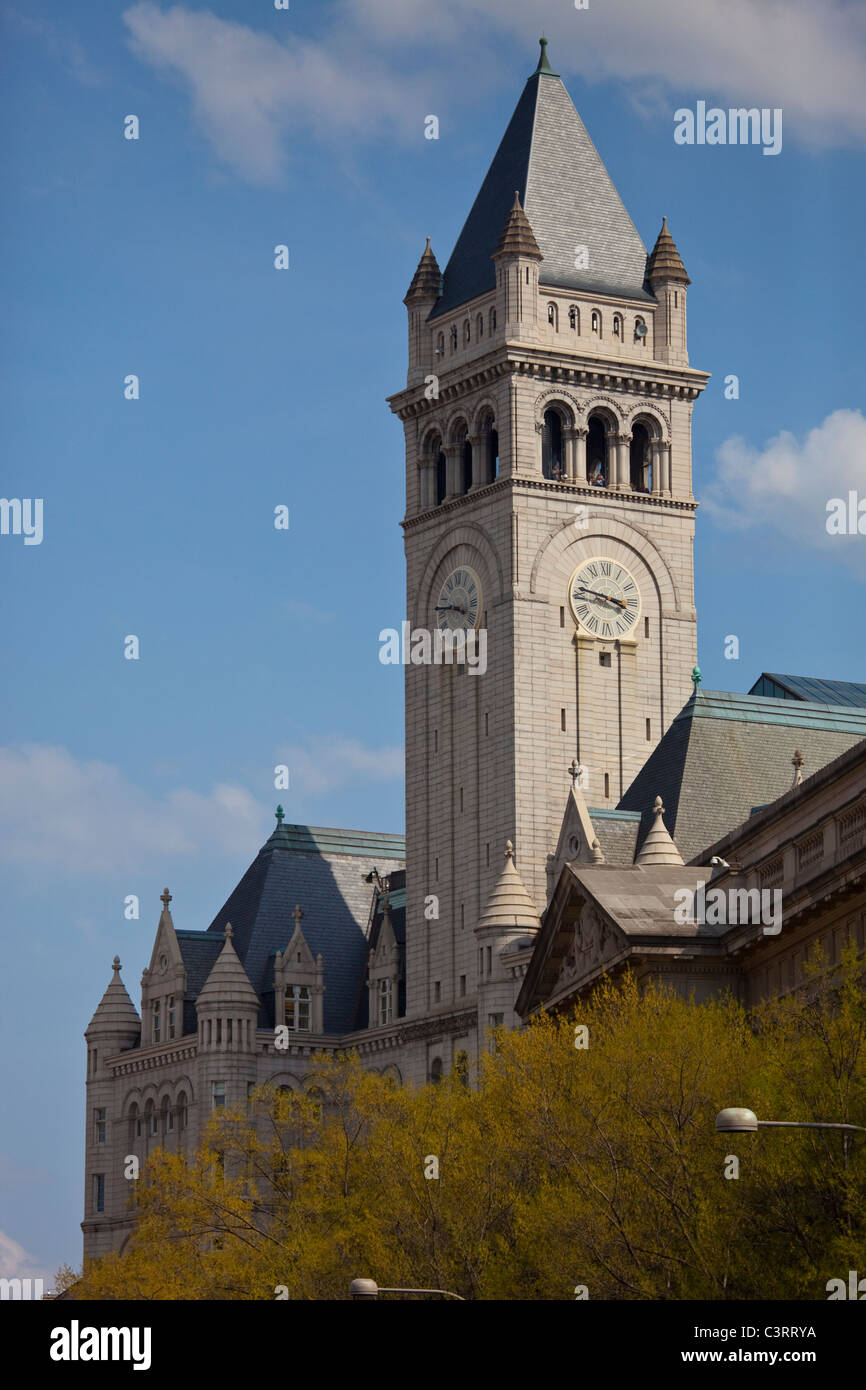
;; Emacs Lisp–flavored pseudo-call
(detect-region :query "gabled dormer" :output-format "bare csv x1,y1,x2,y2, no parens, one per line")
367,895,400,1029
274,905,325,1035
140,888,187,1047
546,762,606,902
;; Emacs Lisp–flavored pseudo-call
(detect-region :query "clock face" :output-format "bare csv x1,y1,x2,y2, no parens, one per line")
436,567,481,631
569,557,641,638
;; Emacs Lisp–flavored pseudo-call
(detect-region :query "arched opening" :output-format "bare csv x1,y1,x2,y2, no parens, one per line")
568,305,579,332
634,316,647,345
160,1096,170,1137
128,1102,139,1143
463,319,471,345
547,302,558,330
449,324,457,353
489,308,497,333
630,422,652,492
176,1090,188,1131
430,1057,443,1085
613,313,623,339
435,332,444,357
587,414,609,486
476,314,484,339
591,309,602,336
541,407,565,480
435,449,447,505
452,423,471,496
479,411,498,484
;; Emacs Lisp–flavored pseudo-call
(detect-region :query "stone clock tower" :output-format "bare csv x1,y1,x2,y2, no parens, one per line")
388,40,708,1033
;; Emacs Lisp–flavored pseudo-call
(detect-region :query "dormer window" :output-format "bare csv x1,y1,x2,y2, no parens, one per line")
285,984,311,1031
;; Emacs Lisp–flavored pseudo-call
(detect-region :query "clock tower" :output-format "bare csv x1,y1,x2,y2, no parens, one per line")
388,40,708,1050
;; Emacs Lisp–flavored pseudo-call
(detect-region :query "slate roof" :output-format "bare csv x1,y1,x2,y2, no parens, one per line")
749,673,866,708
568,863,719,940
174,820,405,1035
429,41,653,319
588,809,641,866
618,690,866,866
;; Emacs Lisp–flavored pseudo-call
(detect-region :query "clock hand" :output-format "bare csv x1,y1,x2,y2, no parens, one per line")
575,586,627,610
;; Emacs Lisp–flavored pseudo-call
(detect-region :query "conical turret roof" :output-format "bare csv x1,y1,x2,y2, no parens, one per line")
86,957,140,1039
493,191,543,260
635,797,684,867
476,841,542,934
197,925,260,1013
647,217,690,285
404,237,442,304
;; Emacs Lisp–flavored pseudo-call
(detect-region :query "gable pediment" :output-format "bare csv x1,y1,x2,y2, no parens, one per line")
546,782,604,903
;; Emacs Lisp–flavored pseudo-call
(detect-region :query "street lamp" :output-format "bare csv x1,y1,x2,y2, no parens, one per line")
715,1107,866,1136
349,1277,465,1301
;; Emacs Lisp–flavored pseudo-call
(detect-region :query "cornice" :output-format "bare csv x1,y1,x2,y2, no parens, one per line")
403,475,697,532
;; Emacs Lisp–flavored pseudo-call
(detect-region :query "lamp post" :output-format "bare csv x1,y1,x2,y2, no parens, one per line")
715,1108,866,1136
349,1278,465,1301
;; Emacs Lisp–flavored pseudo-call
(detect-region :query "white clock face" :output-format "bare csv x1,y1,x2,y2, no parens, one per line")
569,557,641,638
436,567,481,631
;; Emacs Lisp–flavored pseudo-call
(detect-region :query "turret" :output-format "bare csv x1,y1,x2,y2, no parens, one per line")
404,237,441,386
475,841,541,1036
647,217,690,367
492,191,543,341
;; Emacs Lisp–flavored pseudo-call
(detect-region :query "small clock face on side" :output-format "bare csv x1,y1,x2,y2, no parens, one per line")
569,557,641,638
436,567,482,631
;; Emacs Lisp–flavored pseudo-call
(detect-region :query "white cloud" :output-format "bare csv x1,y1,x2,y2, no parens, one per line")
0,745,262,873
121,1,866,184
122,3,429,184
0,1228,45,1281
278,736,403,796
701,408,866,574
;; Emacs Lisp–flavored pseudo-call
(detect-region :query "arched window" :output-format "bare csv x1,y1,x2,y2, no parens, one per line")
430,1057,443,1085
129,1103,139,1142
541,408,565,480
160,1096,170,1136
630,423,652,492
587,415,609,486
144,1099,157,1138
476,314,484,339
435,448,447,505
547,302,558,330
450,324,457,353
591,310,602,336
568,305,579,331
634,317,647,345
489,308,497,333
479,412,498,484
463,319,471,344
613,313,623,339
176,1091,188,1130
454,1051,469,1087
285,984,311,1031
436,332,444,357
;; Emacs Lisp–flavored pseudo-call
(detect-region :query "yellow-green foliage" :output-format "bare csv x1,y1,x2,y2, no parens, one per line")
69,949,866,1300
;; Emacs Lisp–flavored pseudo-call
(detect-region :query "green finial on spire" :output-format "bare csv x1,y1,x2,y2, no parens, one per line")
692,665,702,693
535,36,557,76
275,804,285,824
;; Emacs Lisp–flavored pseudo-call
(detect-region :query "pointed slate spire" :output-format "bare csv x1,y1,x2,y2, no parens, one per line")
404,236,442,305
197,924,260,1013
636,797,684,867
647,217,691,286
86,956,141,1039
493,190,543,261
431,44,650,317
476,841,542,934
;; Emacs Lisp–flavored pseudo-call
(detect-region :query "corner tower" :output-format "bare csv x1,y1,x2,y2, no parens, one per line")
388,40,708,1045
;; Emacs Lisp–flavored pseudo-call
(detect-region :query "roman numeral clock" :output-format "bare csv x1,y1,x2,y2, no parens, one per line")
569,559,641,640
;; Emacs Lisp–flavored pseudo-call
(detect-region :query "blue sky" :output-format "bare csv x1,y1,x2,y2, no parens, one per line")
1,0,865,1283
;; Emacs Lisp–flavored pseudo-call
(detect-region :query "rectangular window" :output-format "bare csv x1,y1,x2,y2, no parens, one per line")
168,996,176,1040
486,946,492,974
152,999,160,1044
285,985,311,1031
149,1109,158,1137
599,651,611,668
435,857,439,881
644,616,650,638
93,1173,105,1213
226,1018,233,1044
460,902,464,928
94,1108,106,1144
646,717,651,740
378,978,393,1026
433,981,441,1003
484,711,489,736
434,729,438,753
216,1018,222,1045
560,606,565,628
459,786,464,812
604,772,610,799
212,1080,226,1110
488,1013,504,1028
560,709,566,731
486,843,490,867
459,974,466,997
247,1081,256,1105
167,1106,175,1132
